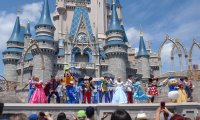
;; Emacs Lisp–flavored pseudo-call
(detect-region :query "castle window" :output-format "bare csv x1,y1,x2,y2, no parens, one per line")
43,41,46,43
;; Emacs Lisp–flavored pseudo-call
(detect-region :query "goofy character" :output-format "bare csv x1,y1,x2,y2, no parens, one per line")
64,69,76,104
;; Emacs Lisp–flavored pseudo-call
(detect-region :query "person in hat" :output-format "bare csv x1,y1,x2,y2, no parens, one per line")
77,110,86,120
47,75,60,103
136,113,148,120
100,76,110,103
64,69,76,104
28,114,38,120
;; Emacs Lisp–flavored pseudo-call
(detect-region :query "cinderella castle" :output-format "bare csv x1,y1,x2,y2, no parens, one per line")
2,0,160,82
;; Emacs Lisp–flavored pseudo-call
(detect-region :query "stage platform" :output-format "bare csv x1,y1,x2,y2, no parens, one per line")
2,102,200,120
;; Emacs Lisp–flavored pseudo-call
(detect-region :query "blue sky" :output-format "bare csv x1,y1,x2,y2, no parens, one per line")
0,0,200,76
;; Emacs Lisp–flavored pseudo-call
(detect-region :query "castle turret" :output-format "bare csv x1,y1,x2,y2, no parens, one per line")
104,0,128,81
2,16,24,81
32,0,57,81
24,21,32,50
114,0,122,24
137,33,150,80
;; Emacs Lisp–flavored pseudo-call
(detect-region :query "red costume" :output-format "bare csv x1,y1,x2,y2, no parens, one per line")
148,84,159,96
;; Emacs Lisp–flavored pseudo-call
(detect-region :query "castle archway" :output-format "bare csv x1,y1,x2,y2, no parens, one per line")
21,40,45,83
171,39,188,71
158,35,181,75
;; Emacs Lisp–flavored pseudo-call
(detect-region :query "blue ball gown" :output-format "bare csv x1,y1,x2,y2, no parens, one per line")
133,81,149,102
112,81,127,104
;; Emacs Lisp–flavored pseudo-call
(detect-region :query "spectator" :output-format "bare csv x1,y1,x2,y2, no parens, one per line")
57,112,69,120
111,109,131,120
135,113,148,120
85,107,95,120
77,110,86,120
28,114,38,120
0,103,3,115
38,112,46,120
155,106,187,120
9,113,27,120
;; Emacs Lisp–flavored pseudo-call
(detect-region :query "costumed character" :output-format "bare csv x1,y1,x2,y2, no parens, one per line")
29,77,47,104
78,78,84,103
107,78,114,102
64,68,76,104
22,76,36,103
112,77,127,104
148,78,159,103
125,75,134,103
96,79,102,103
90,79,99,104
177,78,187,103
82,77,95,104
56,78,65,103
47,76,60,103
166,78,180,102
100,76,110,103
133,81,150,103
184,77,193,101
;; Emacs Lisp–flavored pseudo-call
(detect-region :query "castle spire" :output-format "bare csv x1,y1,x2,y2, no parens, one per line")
107,0,123,32
115,0,121,7
137,33,149,57
8,16,21,42
24,21,31,36
36,0,54,27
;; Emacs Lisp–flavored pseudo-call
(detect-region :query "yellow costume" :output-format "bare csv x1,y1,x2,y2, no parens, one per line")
177,88,187,103
64,72,74,86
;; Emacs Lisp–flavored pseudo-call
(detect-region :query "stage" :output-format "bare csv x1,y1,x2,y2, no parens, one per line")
2,102,200,120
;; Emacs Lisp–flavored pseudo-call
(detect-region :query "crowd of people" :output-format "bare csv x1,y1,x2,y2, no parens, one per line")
23,67,194,104
1,103,200,120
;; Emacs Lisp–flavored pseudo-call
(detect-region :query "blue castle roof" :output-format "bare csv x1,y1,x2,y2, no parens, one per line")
25,22,31,35
115,0,121,7
3,48,23,54
137,35,149,57
36,0,54,27
107,0,123,32
8,16,24,43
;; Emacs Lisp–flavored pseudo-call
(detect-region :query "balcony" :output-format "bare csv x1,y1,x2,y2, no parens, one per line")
70,62,95,69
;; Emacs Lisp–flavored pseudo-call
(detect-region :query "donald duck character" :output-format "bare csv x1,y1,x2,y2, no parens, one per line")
164,77,180,102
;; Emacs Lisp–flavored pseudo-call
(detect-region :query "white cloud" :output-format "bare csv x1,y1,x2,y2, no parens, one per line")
0,2,42,75
0,2,42,51
126,27,153,48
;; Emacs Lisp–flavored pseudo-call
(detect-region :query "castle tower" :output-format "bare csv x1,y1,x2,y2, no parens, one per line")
32,0,57,81
2,16,24,81
24,22,32,51
104,0,128,81
137,33,150,80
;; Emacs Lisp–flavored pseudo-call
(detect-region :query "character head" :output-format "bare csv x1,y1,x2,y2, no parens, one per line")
128,75,133,80
168,78,178,85
117,77,121,82
35,77,39,82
